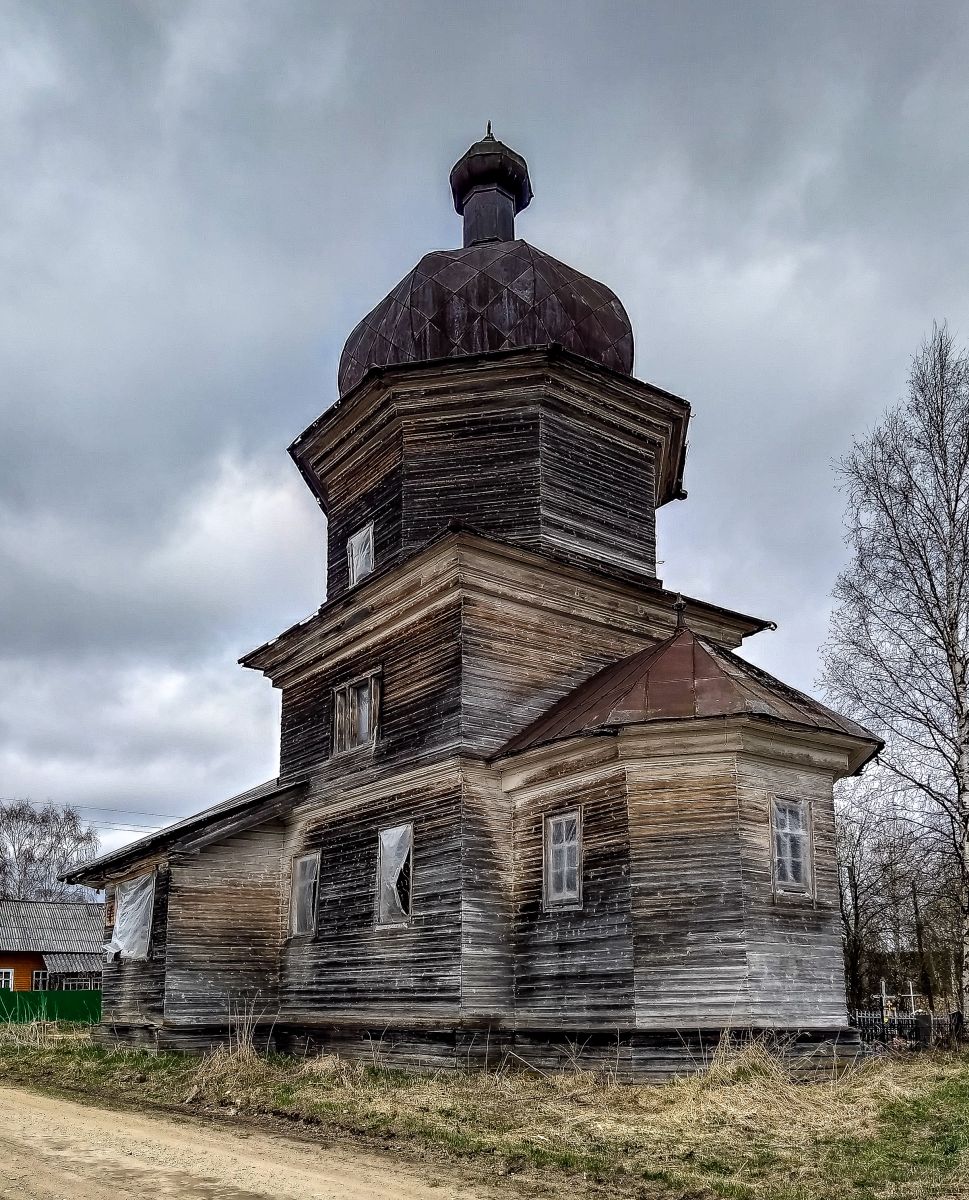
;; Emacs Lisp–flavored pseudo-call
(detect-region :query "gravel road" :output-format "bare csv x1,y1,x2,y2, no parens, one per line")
0,1086,486,1199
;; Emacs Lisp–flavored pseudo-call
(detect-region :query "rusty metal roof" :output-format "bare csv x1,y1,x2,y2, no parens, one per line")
0,899,103,955
499,627,881,770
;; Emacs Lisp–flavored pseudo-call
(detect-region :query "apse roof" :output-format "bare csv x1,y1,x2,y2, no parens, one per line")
499,626,881,772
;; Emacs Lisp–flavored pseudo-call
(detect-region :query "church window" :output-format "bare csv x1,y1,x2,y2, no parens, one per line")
347,523,375,586
544,809,582,908
290,851,320,935
773,798,811,891
376,823,413,925
332,672,380,755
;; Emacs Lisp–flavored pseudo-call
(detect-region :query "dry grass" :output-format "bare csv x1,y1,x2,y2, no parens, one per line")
2,1025,968,1199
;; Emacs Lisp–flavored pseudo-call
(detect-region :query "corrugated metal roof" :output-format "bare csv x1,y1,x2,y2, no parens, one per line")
0,900,104,954
42,951,102,974
499,627,882,772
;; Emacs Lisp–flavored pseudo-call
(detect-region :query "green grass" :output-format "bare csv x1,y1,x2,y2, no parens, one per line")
2,1024,968,1198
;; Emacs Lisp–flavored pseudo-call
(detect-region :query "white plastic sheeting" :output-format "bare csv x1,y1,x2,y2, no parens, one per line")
290,852,320,935
105,871,156,961
377,823,412,924
347,523,374,586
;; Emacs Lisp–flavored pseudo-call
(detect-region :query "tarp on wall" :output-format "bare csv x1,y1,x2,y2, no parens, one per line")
105,871,156,960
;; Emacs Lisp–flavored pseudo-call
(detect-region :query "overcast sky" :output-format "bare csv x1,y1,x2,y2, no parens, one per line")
2,0,968,852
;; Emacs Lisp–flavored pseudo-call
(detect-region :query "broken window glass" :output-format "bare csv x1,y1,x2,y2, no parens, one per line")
290,852,320,935
377,823,413,925
545,810,581,907
333,673,379,754
104,871,156,961
347,524,375,586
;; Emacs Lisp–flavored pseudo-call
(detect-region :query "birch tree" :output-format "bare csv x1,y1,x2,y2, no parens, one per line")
823,322,969,1008
0,800,99,901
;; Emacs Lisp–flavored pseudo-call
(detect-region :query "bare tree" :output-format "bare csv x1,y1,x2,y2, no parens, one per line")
0,800,100,901
822,322,969,1007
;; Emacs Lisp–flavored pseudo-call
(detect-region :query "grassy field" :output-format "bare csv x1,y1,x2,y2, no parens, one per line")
1,1024,968,1199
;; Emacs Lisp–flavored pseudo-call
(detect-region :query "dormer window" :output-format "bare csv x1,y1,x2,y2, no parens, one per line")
333,671,381,755
347,523,375,587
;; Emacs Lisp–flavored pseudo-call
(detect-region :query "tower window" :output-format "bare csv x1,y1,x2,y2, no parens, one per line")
773,798,811,891
544,809,582,909
332,672,381,755
290,851,320,936
377,823,413,925
347,523,375,587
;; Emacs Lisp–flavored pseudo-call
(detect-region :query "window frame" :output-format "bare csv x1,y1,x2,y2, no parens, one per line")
543,807,584,912
771,796,814,898
331,670,381,757
289,849,321,938
32,970,49,991
375,821,414,929
347,521,375,588
0,969,13,990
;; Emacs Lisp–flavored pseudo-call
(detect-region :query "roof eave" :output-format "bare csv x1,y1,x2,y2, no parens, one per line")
62,776,308,887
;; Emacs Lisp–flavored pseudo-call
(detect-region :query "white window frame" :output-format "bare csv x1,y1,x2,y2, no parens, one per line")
32,970,49,991
376,822,414,928
290,850,321,937
347,522,375,587
543,808,583,911
0,969,13,990
771,797,813,896
332,671,381,756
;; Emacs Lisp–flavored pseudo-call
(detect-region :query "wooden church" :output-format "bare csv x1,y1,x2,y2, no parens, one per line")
69,133,880,1077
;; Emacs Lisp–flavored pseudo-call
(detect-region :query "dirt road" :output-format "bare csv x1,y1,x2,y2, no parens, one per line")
0,1086,487,1200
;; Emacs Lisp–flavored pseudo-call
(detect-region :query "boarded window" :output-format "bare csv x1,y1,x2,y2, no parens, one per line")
773,799,810,890
290,852,320,936
105,871,156,961
544,810,582,908
377,823,413,925
333,673,380,755
347,523,375,586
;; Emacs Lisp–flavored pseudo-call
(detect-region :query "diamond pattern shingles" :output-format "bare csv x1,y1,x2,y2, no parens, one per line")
337,240,634,395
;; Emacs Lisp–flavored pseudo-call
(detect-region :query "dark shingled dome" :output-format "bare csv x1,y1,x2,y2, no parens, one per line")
338,133,634,396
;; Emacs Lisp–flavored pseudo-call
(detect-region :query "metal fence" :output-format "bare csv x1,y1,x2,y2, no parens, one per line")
0,988,101,1024
849,1008,956,1046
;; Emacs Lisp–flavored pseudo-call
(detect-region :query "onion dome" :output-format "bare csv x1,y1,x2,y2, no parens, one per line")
338,129,634,396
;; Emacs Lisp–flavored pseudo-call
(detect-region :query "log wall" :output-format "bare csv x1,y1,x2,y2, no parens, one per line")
539,407,656,578
164,823,285,1024
101,863,170,1029
624,747,751,1027
737,749,847,1027
511,762,635,1027
280,768,463,1024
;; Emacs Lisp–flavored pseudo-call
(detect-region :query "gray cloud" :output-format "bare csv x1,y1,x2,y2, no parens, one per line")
2,0,968,840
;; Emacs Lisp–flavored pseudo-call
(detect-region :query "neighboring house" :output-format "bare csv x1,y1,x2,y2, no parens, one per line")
66,134,880,1077
0,900,103,992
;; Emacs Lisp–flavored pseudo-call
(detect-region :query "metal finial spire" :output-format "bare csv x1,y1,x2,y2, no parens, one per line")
486,120,493,137
674,594,687,630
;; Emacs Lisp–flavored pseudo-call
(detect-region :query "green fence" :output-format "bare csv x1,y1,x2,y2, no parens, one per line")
0,989,101,1023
